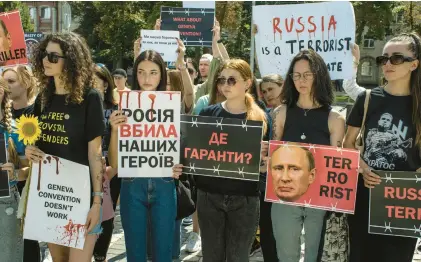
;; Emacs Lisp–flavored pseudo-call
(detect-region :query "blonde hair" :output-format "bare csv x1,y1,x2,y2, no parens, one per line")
0,77,20,168
2,65,38,102
221,59,268,135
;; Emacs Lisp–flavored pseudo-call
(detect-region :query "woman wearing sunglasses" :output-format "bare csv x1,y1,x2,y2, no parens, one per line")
271,49,345,262
25,32,105,262
344,33,421,262
0,77,25,261
173,59,269,262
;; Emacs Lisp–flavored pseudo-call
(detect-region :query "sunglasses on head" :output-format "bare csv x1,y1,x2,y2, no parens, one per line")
42,51,65,63
375,54,417,66
216,77,237,86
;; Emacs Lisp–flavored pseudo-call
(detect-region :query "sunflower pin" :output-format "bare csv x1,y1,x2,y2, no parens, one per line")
15,114,42,145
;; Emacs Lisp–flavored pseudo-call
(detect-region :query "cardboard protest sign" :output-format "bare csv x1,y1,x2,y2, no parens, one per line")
0,134,10,198
0,10,28,67
253,2,355,80
24,155,90,249
180,115,263,181
183,1,215,9
161,6,214,47
369,171,421,238
265,141,360,213
140,30,180,63
24,32,44,60
118,91,181,177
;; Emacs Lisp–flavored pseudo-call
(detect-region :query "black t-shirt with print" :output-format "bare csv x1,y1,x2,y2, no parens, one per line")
347,87,421,172
103,104,118,157
195,103,270,196
34,88,105,166
12,104,35,120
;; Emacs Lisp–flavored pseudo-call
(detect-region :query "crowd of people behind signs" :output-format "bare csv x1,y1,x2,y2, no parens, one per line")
0,5,420,262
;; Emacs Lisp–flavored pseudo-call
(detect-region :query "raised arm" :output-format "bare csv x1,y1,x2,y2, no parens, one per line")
342,43,365,100
176,39,194,112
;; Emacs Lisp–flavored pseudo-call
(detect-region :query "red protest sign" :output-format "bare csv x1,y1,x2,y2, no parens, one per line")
0,10,28,67
265,141,360,214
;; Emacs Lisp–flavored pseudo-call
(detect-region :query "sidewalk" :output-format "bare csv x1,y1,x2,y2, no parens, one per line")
40,209,420,262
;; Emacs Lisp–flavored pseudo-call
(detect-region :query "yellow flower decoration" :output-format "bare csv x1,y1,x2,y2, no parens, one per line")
15,115,42,145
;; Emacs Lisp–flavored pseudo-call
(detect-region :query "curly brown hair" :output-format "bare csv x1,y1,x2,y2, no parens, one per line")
31,32,94,109
0,78,20,168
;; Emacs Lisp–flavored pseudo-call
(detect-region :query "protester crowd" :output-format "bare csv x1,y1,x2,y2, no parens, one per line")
0,3,420,262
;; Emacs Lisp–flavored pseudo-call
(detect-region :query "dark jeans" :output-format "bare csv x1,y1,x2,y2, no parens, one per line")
197,190,259,262
93,218,114,261
349,178,416,262
110,176,121,210
259,193,278,262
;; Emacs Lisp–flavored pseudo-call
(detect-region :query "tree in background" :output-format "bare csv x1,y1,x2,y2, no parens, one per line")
0,1,34,32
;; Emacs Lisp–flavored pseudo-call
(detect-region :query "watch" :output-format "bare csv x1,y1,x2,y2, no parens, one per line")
92,192,103,198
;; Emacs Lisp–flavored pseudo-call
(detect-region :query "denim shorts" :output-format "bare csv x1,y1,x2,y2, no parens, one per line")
88,206,103,235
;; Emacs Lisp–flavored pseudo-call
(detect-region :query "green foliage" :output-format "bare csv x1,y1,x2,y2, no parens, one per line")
0,2,34,32
352,1,394,43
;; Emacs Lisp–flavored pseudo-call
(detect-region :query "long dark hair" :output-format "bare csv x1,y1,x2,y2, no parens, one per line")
388,32,421,148
280,49,334,108
32,32,94,109
132,50,167,91
95,64,116,109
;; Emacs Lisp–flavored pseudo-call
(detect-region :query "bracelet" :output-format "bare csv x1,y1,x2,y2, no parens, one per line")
92,192,103,198
93,201,101,205
217,39,223,44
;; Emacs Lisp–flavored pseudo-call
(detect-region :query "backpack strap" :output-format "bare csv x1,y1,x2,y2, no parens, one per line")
358,89,371,150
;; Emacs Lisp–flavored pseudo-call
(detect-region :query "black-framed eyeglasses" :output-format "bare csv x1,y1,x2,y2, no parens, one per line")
289,72,315,81
375,54,417,66
216,77,238,86
42,51,65,64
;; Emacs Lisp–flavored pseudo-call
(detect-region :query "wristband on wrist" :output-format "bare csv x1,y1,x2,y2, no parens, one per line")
92,192,103,198
93,201,101,205
217,39,223,44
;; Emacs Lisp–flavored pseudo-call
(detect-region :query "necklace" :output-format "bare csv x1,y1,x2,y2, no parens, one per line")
301,133,306,140
297,101,314,116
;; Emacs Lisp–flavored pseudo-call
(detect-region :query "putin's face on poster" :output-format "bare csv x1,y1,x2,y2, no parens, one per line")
271,146,316,202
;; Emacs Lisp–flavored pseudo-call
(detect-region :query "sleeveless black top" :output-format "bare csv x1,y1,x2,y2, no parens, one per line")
282,105,331,146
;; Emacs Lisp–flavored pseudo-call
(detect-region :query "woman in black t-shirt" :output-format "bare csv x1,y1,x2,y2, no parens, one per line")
173,59,269,262
25,32,105,262
344,33,421,262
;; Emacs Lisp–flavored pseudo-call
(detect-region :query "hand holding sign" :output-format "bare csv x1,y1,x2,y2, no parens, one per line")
172,163,183,179
351,43,360,63
154,18,162,30
361,167,381,188
134,37,141,60
109,110,128,131
84,202,100,237
25,145,46,163
1,162,15,180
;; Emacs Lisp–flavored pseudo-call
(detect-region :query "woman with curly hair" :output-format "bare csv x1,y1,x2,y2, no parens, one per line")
0,76,24,261
92,63,118,262
2,64,40,262
24,32,105,262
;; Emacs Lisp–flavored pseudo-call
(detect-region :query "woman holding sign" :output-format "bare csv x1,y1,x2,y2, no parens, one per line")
344,32,421,262
107,39,193,262
173,59,270,262
270,49,345,262
25,32,105,262
0,77,24,261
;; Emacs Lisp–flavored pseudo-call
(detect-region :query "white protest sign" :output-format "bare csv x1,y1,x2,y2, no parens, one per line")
253,2,355,80
141,30,180,63
118,91,181,178
183,1,215,9
24,155,90,249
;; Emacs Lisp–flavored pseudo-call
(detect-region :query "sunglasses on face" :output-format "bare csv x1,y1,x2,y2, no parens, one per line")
375,54,417,66
216,77,238,86
42,51,65,63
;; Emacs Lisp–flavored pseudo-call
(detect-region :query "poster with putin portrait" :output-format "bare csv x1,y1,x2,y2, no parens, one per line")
265,141,360,214
0,10,28,67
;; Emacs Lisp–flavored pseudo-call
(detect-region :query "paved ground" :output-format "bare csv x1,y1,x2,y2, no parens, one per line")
40,209,420,262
